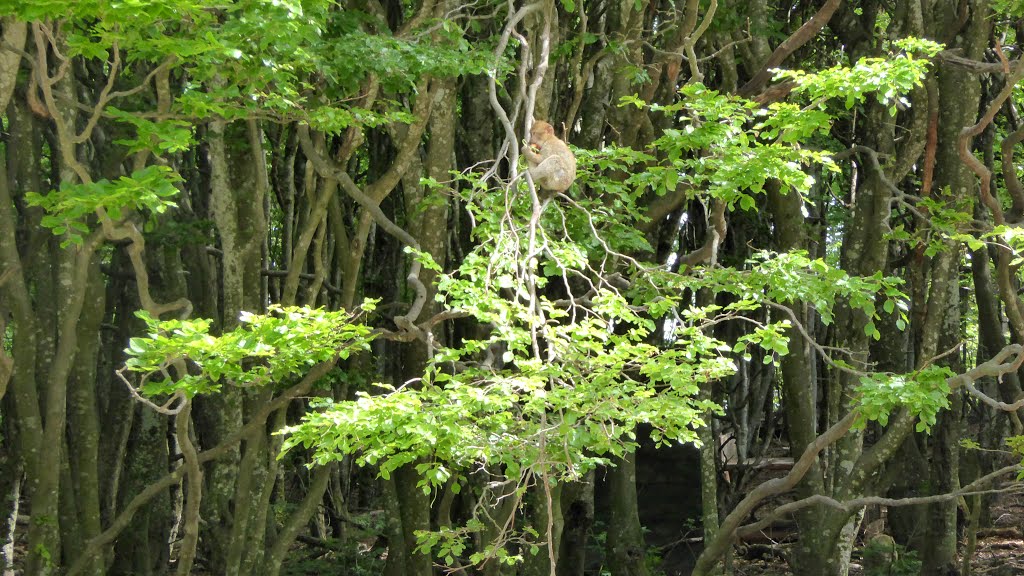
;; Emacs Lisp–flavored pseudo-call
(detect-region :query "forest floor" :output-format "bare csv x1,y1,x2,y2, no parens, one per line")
728,489,1024,576
968,488,1024,575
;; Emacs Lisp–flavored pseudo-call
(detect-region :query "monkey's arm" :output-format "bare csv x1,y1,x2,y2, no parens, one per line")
521,142,542,164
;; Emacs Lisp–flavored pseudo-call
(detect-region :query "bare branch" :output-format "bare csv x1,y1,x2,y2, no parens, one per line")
959,57,1024,340
966,380,1024,413
938,50,1024,75
296,124,429,337
691,343,1024,576
116,367,186,415
691,410,860,576
72,42,121,144
737,0,844,98
678,199,727,268
737,464,1023,539
1001,124,1024,217
767,302,864,376
680,0,717,83
960,58,1024,227
67,358,340,576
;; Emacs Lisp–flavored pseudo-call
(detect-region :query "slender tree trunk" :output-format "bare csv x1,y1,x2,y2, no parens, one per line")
696,416,721,575
605,454,648,576
767,181,829,576
65,259,107,575
522,482,563,576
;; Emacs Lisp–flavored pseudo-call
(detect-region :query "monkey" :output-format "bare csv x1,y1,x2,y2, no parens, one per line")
521,120,576,199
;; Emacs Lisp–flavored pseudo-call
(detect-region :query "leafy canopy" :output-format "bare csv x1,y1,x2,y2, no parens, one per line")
124,304,376,397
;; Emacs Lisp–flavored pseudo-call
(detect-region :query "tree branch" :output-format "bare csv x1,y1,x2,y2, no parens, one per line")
296,125,429,335
737,0,844,98
691,343,1024,576
66,358,339,576
678,199,727,268
691,409,860,576
736,464,1023,539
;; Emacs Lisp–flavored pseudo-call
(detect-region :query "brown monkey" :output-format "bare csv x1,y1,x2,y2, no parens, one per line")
521,120,576,197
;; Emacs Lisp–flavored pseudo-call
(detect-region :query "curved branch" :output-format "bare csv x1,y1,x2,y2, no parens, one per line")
31,22,88,181
938,50,1024,75
296,125,429,333
690,410,860,576
965,381,1024,413
852,344,1023,487
959,58,1024,227
296,127,418,250
960,59,1024,340
678,199,726,268
767,302,863,376
691,343,1024,576
173,399,203,576
737,464,1022,539
737,0,844,98
486,1,543,183
1001,124,1024,218
65,358,339,576
680,0,717,83
71,41,121,145
99,215,193,319
116,367,186,415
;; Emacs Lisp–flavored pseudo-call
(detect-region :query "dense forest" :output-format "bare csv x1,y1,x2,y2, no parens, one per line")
1,1,1024,575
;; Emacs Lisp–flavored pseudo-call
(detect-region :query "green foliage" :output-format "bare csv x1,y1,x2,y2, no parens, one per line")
280,159,909,569
641,251,907,333
624,83,838,211
124,304,376,397
325,22,491,93
459,143,656,257
415,525,473,567
415,520,535,568
282,284,729,480
990,225,1024,270
32,544,53,568
777,38,941,115
9,0,1019,573
107,108,195,155
614,44,936,221
8,0,490,133
910,194,984,256
272,52,933,565
992,0,1024,17
1007,436,1024,480
856,365,955,432
25,166,182,247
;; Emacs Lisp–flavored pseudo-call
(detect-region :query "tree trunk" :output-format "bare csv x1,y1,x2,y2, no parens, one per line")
557,475,594,576
605,454,648,576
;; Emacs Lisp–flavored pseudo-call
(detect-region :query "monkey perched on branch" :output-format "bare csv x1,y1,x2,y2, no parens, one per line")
521,120,576,199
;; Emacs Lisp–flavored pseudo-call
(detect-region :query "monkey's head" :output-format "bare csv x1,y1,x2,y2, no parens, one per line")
530,120,555,144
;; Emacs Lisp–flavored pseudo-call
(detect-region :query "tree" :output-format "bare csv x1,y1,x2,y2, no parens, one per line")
1,2,1023,576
